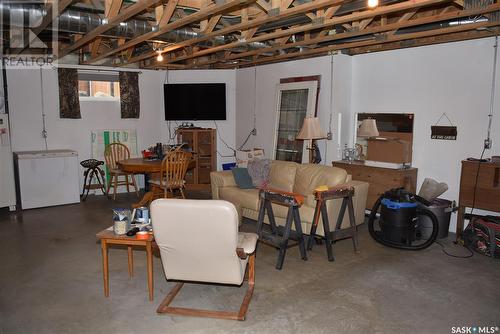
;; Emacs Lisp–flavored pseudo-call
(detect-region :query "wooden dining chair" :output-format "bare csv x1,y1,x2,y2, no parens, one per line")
149,150,192,199
104,143,139,200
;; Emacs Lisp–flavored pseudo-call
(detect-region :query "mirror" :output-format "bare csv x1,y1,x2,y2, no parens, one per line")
354,113,414,165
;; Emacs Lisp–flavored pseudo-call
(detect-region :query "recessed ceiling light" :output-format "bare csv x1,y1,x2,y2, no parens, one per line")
367,0,378,8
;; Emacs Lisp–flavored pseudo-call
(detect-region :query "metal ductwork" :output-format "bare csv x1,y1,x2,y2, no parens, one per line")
0,3,269,54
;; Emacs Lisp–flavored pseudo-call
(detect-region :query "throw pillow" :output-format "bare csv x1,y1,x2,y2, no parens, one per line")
231,168,255,189
247,158,270,188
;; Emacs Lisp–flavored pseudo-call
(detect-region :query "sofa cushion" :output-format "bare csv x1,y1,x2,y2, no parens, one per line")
247,158,270,187
219,187,260,211
231,168,255,189
268,160,298,193
293,164,348,200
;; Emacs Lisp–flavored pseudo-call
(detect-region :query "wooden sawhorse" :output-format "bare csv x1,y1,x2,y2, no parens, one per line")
307,186,358,261
256,188,308,270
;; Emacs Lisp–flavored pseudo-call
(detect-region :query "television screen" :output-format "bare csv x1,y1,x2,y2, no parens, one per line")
164,83,226,121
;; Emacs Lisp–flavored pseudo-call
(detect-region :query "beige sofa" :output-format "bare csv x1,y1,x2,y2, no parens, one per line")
210,160,369,236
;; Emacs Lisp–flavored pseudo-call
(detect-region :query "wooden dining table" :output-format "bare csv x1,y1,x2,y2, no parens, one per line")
117,157,195,208
116,158,162,208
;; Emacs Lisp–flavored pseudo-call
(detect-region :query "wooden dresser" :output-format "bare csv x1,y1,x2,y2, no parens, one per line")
457,160,500,239
177,128,216,190
332,160,418,210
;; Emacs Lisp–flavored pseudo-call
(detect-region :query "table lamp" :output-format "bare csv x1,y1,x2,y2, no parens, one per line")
296,116,327,163
357,118,379,138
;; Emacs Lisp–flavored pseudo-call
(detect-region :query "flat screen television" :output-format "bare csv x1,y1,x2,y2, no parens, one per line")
164,83,226,121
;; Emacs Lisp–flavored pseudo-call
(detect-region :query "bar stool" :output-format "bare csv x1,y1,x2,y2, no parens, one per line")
80,159,108,201
307,185,358,261
256,188,308,270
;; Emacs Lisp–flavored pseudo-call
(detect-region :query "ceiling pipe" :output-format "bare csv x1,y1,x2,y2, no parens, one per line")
0,3,269,53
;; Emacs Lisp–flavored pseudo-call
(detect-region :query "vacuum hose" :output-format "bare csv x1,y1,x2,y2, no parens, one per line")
368,195,439,250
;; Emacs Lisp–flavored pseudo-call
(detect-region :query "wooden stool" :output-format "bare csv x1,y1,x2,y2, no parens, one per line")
80,159,108,201
307,186,358,261
256,188,308,270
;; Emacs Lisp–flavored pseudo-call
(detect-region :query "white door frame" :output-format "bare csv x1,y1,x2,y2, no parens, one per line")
272,81,318,163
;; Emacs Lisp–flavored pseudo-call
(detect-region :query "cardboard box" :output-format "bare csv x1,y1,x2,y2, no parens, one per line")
236,149,264,167
366,138,411,164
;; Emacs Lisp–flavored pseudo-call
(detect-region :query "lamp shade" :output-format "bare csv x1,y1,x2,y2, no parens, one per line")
296,117,327,140
357,119,379,137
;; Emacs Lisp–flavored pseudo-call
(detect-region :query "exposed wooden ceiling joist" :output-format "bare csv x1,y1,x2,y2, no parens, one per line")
124,0,349,65
219,19,499,68
174,2,500,68
83,0,259,64
150,0,449,67
3,0,500,68
58,0,162,58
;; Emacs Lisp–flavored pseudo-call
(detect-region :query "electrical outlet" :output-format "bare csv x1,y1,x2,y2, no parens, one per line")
251,128,257,136
484,138,492,149
327,132,333,140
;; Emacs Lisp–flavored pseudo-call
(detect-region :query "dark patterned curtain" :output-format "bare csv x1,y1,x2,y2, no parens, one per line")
58,68,81,119
119,72,140,118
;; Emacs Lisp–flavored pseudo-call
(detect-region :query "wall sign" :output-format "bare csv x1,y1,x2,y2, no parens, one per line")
431,113,457,140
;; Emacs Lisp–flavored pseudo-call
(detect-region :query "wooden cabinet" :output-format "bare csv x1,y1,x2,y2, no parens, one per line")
457,160,500,239
177,128,216,190
332,160,418,210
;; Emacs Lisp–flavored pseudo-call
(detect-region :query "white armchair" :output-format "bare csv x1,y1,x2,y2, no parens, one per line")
150,199,258,320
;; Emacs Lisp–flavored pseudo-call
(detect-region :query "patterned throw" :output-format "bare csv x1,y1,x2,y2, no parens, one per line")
119,72,140,119
58,68,81,119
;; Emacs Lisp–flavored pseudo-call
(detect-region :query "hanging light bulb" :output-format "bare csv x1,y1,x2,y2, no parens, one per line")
367,0,378,8
157,52,163,62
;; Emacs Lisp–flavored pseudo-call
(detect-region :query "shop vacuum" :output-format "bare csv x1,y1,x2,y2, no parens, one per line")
368,188,441,250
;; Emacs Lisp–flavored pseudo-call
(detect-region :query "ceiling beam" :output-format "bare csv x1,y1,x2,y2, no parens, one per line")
58,0,162,58
154,0,448,66
128,0,352,65
91,0,124,57
83,0,258,64
159,0,180,26
349,28,496,54
222,20,499,68
186,3,500,67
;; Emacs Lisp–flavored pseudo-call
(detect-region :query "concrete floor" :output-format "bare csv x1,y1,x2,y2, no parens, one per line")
1,193,499,334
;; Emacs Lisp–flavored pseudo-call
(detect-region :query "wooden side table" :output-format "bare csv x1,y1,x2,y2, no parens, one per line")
96,228,154,301
332,160,417,210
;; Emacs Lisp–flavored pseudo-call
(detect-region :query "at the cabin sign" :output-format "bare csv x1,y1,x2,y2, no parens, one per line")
431,125,457,140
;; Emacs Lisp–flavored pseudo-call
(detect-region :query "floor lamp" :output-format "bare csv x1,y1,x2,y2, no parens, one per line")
297,117,327,163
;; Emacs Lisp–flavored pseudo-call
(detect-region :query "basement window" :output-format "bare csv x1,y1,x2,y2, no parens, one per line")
78,71,120,101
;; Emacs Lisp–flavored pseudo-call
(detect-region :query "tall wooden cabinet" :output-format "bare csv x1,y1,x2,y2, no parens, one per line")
332,160,418,210
177,128,216,190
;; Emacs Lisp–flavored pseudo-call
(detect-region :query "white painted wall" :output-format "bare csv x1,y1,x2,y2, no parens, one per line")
159,69,237,170
351,37,500,231
235,54,353,165
6,66,165,190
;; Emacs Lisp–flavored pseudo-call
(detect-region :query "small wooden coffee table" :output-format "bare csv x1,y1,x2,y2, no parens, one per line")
96,227,154,301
